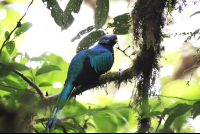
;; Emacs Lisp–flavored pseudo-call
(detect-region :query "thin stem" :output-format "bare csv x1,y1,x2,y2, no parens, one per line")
0,62,44,99
152,94,200,101
0,83,37,94
0,0,34,57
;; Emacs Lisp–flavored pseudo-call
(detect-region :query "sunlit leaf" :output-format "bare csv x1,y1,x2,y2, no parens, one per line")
87,122,96,129
93,114,117,133
14,22,33,37
25,52,30,60
38,82,52,87
6,52,23,63
76,30,105,53
3,78,23,88
36,65,62,76
4,31,9,40
142,111,161,119
5,41,15,55
35,53,69,94
151,102,161,111
95,0,109,30
30,57,46,61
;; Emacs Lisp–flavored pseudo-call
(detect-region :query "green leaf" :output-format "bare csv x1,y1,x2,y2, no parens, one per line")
108,13,131,35
163,34,171,38
7,98,16,108
6,53,23,63
0,66,12,79
44,0,63,27
151,102,161,111
190,11,200,18
164,103,192,130
87,123,96,129
191,101,200,119
76,30,105,53
0,85,15,93
62,0,83,30
25,52,30,60
36,65,62,76
56,122,83,132
14,22,32,37
161,108,171,118
3,78,23,88
94,0,109,30
71,26,95,42
4,31,9,40
197,36,200,41
6,41,15,55
141,111,161,119
38,82,52,87
93,114,117,133
8,63,29,71
43,0,83,30
30,57,46,61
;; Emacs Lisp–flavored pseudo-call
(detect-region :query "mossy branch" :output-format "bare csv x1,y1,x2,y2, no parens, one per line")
45,56,142,103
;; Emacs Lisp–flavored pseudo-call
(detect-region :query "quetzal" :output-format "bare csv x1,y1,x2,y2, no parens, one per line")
45,34,118,133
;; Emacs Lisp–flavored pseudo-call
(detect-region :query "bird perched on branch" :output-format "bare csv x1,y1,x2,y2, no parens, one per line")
45,34,118,133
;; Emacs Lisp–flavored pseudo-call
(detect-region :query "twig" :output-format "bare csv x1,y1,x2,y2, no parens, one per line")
0,83,37,94
0,62,44,99
116,45,132,58
71,118,86,133
152,94,200,101
58,125,67,133
155,116,162,133
0,0,34,57
35,105,130,123
32,126,39,133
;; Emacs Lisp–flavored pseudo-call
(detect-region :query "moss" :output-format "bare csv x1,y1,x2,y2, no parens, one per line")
130,0,177,132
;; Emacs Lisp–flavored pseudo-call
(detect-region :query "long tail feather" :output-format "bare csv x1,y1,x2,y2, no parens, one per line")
45,107,56,133
45,83,73,133
49,108,60,132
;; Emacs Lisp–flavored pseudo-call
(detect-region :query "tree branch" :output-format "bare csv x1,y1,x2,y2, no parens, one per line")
35,105,130,123
0,83,37,94
45,56,142,102
0,0,34,57
0,62,44,99
152,94,200,101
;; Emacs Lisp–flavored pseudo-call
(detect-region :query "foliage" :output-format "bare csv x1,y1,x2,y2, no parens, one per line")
0,0,200,133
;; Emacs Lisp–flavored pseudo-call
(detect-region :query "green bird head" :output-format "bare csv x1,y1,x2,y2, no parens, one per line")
99,34,118,47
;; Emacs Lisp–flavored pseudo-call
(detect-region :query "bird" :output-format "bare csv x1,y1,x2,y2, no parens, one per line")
45,34,118,133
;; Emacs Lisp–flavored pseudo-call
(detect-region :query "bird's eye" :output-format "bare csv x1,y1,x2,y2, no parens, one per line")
105,38,108,40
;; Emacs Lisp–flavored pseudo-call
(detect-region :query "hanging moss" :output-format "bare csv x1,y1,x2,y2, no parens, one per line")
131,0,177,132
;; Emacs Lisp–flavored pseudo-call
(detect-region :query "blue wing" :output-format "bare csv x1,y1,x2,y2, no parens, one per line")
90,50,114,73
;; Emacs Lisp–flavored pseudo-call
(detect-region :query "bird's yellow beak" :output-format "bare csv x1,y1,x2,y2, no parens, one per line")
115,39,118,42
